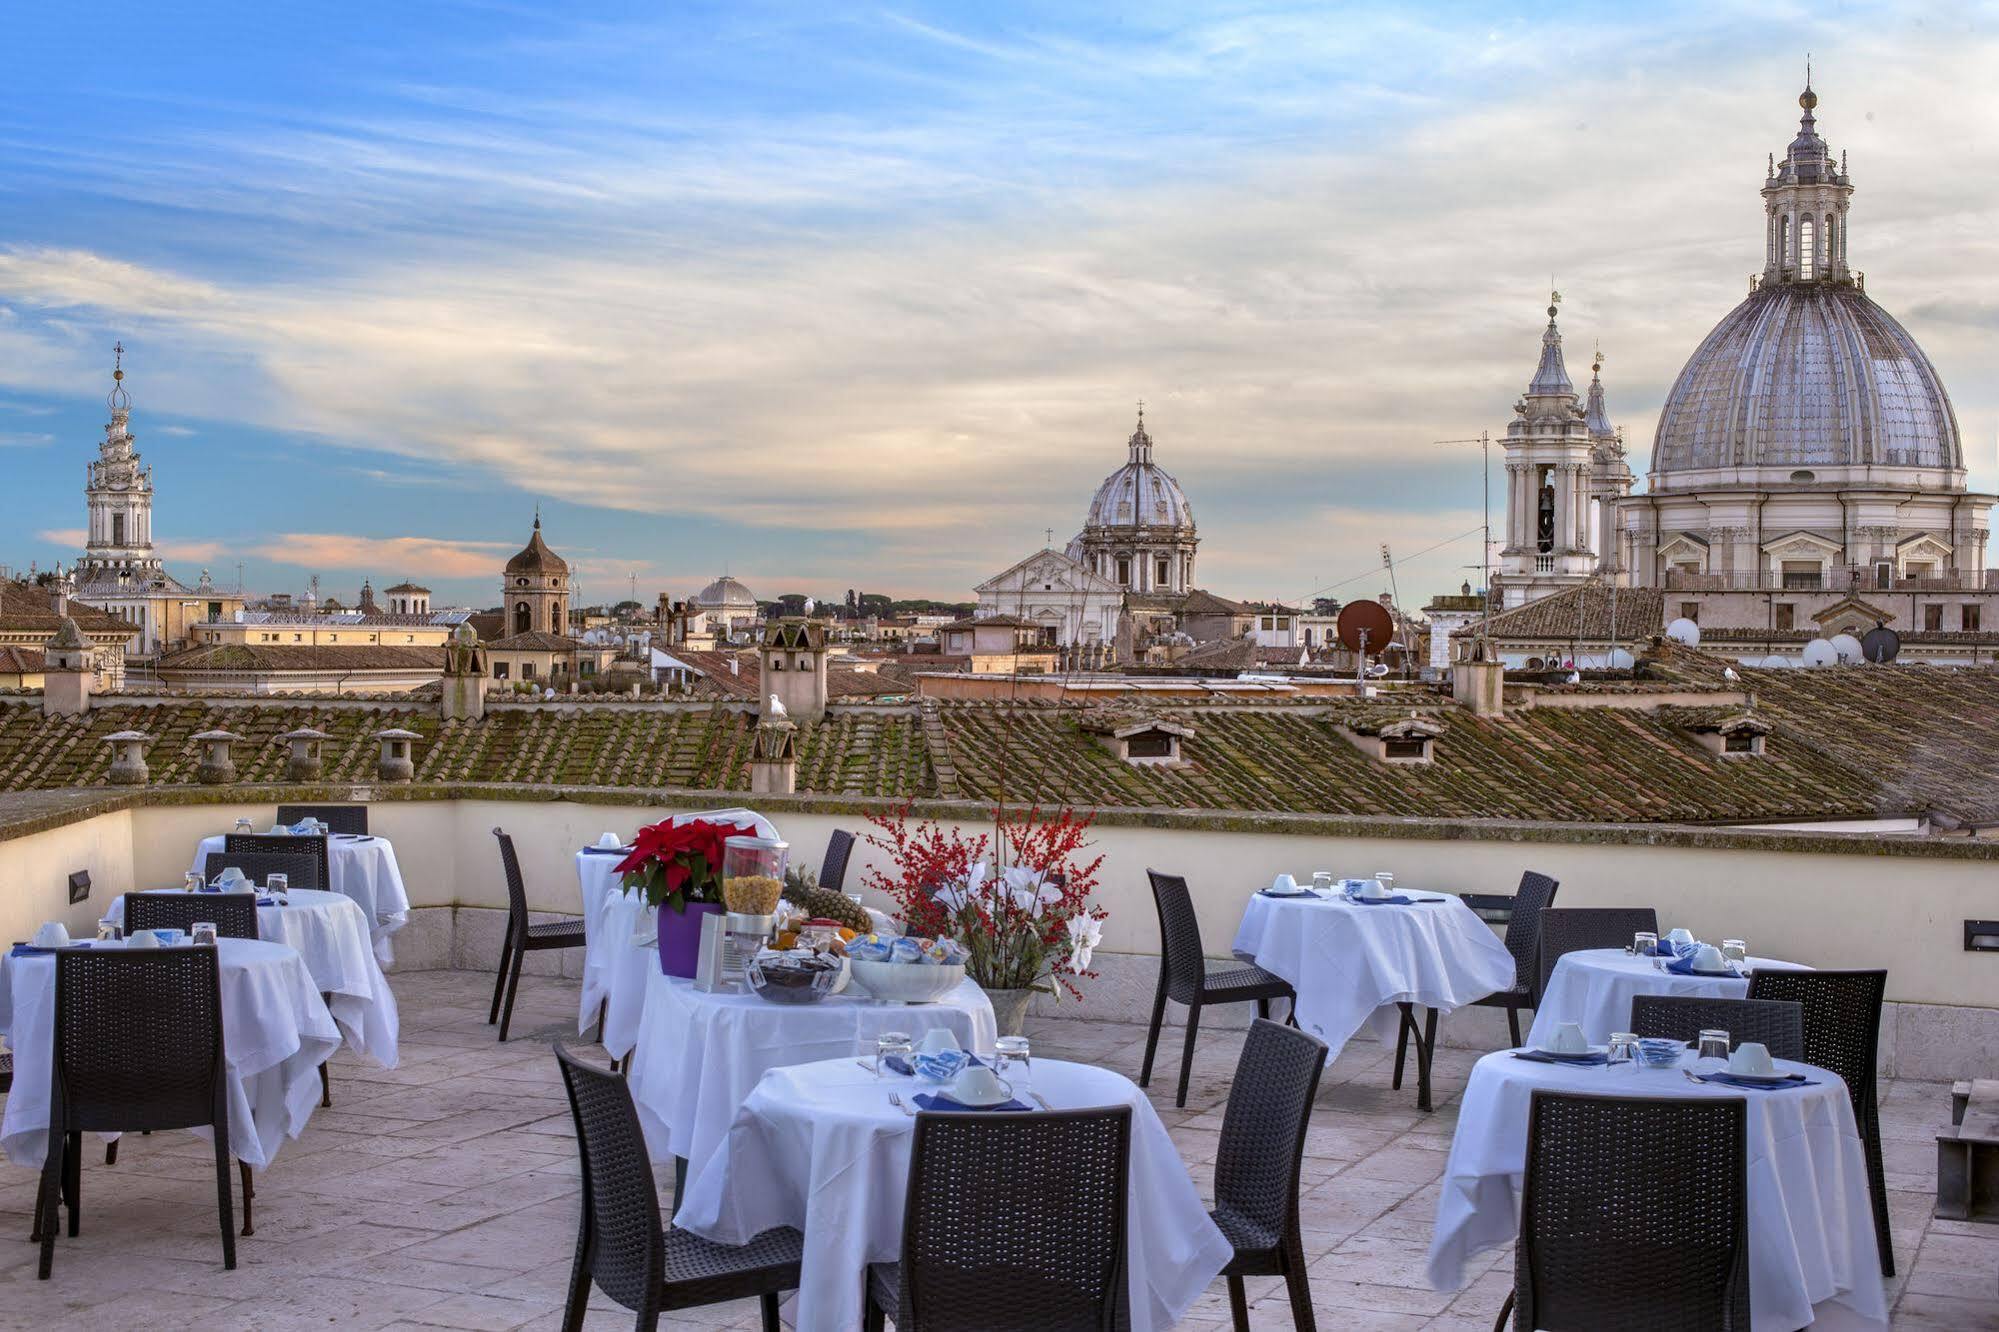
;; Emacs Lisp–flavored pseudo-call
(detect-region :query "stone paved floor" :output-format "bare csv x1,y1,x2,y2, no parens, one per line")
0,969,1991,1329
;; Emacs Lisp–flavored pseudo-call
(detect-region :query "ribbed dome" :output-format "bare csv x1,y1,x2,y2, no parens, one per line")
1084,418,1194,532
695,575,756,608
1652,278,1960,487
504,519,569,575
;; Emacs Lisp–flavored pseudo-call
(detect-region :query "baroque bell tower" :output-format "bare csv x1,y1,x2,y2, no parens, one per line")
79,343,163,581
1494,294,1599,609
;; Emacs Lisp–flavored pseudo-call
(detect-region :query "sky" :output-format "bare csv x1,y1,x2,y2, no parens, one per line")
2,2,1997,610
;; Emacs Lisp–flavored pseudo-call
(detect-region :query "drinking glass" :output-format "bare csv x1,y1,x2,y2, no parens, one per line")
1310,872,1334,896
1374,871,1395,895
96,918,122,943
844,891,865,911
267,873,288,900
1720,938,1748,964
993,1035,1032,1088
1606,1031,1639,1065
1696,1029,1731,1072
234,818,253,834
191,922,218,947
875,1031,913,1078
1632,930,1657,957
185,872,205,894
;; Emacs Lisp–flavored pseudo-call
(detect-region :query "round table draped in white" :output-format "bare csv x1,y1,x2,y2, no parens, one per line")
108,888,398,1068
676,1057,1231,1332
1231,889,1515,1053
1427,1049,1888,1331
1527,948,1812,1048
0,938,341,1170
190,833,410,965
627,969,995,1177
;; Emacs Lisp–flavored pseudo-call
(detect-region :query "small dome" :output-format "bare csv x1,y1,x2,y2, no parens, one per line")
695,575,756,609
1084,416,1195,533
505,518,569,576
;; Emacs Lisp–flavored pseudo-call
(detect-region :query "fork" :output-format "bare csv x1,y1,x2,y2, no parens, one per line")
886,1091,915,1117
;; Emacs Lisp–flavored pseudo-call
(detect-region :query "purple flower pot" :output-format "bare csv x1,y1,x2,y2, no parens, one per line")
658,901,723,978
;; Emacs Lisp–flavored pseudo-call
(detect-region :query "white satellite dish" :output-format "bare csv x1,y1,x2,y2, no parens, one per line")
1665,617,1700,647
1607,648,1636,670
1760,654,1794,669
1829,633,1864,664
1802,638,1837,667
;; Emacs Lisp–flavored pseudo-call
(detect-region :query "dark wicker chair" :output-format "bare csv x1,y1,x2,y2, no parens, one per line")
1534,907,1660,1001
1212,1019,1329,1330
1141,870,1296,1108
275,804,368,836
553,1042,801,1331
225,833,329,899
1468,871,1560,1047
1629,995,1805,1062
0,1048,11,1093
204,850,322,893
864,1104,1133,1332
125,892,260,941
819,828,856,893
37,948,246,1278
489,829,587,1042
1748,968,1893,1276
1498,1089,1750,1330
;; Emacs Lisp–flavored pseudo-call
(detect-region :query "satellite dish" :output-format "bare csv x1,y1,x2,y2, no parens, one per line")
1760,654,1793,669
1829,633,1864,664
1607,648,1635,670
1665,617,1700,647
1861,625,1901,664
1336,600,1395,654
1802,638,1837,667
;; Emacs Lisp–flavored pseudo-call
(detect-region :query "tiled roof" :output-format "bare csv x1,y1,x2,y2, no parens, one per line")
668,651,907,701
0,584,136,638
487,631,579,652
155,644,446,673
1179,589,1253,616
1481,585,1667,643
0,647,45,674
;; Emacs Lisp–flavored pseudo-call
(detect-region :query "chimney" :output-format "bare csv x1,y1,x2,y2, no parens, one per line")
41,615,94,717
191,729,242,784
102,730,152,786
1452,640,1506,717
748,715,798,794
280,727,330,782
373,728,420,782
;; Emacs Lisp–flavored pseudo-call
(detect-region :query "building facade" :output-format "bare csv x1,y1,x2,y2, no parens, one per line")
973,546,1123,646
502,517,570,636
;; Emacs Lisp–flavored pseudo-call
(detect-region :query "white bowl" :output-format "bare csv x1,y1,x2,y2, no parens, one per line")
849,959,966,1004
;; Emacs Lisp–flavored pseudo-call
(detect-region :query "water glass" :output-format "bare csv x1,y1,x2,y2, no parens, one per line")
1720,938,1748,964
875,1030,913,1078
185,872,205,894
234,817,253,834
96,918,122,943
1606,1031,1639,1065
191,922,218,947
1310,872,1334,896
1631,930,1657,956
1696,1029,1731,1071
993,1035,1032,1087
1373,871,1395,895
844,891,864,910
267,873,288,899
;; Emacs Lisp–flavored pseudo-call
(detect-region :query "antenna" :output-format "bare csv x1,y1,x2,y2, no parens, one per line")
1435,430,1495,644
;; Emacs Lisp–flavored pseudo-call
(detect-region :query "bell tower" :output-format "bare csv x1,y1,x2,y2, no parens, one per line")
79,344,162,581
1761,68,1853,285
1495,294,1599,608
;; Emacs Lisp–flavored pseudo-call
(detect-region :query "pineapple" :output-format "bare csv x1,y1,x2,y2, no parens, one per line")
783,866,872,934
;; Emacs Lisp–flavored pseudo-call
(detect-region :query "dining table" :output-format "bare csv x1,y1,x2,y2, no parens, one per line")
0,937,340,1170
190,831,410,965
1527,947,1812,1048
675,1056,1232,1332
1427,1047,1889,1330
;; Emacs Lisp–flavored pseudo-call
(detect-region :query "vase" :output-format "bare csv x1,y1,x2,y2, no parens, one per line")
984,986,1035,1038
658,901,723,978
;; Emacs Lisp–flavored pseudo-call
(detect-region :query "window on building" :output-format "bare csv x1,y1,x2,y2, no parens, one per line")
1155,557,1169,586
1965,604,1983,632
1774,604,1795,630
111,513,125,546
1383,737,1429,761
1260,615,1276,631
514,602,531,634
1673,561,1700,577
1907,562,1935,580
1925,604,1944,632
1125,731,1175,759
1680,603,1700,624
1780,560,1822,590
580,659,596,676
1875,561,1894,589
493,662,509,680
1798,216,1816,279
522,662,537,679
1723,732,1758,755
1116,557,1131,585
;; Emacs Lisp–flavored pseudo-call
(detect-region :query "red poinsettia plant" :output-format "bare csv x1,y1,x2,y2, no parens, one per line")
616,818,757,914
863,803,1107,1000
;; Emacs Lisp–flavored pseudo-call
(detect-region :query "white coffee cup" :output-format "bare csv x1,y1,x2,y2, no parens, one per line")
1271,873,1299,893
597,831,622,848
1665,927,1695,946
1728,1042,1776,1077
1547,1021,1589,1055
1691,943,1729,972
127,929,161,949
919,1028,962,1055
1355,879,1390,900
32,921,70,949
950,1063,1013,1106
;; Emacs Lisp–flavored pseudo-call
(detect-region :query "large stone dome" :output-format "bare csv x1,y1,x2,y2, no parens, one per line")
1084,417,1194,532
504,517,569,576
694,574,756,609
1651,282,1960,488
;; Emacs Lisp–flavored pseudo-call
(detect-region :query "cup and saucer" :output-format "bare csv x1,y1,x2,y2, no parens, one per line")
1262,874,1313,898
943,1063,1017,1109
1717,1041,1795,1085
1678,943,1738,977
1530,1021,1608,1062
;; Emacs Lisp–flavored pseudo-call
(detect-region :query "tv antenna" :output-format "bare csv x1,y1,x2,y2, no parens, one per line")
1435,430,1495,641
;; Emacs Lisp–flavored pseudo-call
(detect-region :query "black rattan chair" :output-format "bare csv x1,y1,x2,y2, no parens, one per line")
37,948,246,1278
1497,1089,1750,1330
126,892,260,941
864,1104,1134,1332
1533,906,1659,1001
1748,968,1893,1276
225,833,329,899
1212,1019,1329,1330
1468,871,1560,1047
554,1042,801,1331
819,828,856,893
1629,995,1805,1062
0,1048,11,1093
489,829,587,1041
275,804,368,836
204,850,322,893
1141,870,1296,1108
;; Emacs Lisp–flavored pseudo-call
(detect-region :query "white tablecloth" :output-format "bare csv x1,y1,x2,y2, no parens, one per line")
1427,1049,1888,1331
628,970,995,1176
1232,890,1515,1053
109,889,398,1068
0,938,340,1170
1527,949,1812,1048
677,1057,1231,1332
191,833,411,965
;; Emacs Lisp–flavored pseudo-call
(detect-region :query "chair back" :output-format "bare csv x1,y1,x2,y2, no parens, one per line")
492,828,532,932
1536,906,1658,1001
1745,969,1885,1115
1518,1090,1750,1330
820,828,855,892
225,833,328,897
276,804,368,836
125,892,260,941
202,850,322,893
900,1105,1131,1331
554,1042,665,1314
1213,1019,1329,1252
1145,870,1208,1004
1629,995,1804,1061
1501,870,1559,996
52,949,228,1136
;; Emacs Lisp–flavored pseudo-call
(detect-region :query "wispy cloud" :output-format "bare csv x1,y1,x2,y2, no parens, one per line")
253,533,515,580
35,528,229,563
0,430,54,447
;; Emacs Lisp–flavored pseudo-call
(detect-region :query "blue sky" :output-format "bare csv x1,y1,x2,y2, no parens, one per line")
3,2,1996,608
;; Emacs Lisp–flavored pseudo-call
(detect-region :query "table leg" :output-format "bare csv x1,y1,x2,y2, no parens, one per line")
1395,1002,1439,1113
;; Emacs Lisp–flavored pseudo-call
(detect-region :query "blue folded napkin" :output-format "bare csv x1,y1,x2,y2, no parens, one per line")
1351,895,1446,906
1258,888,1316,898
1694,1071,1817,1091
911,1091,1032,1113
11,942,93,958
581,846,630,856
1664,955,1739,978
883,1054,915,1076
1511,1049,1610,1066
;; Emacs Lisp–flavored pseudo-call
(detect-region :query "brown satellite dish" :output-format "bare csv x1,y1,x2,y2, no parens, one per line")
1337,600,1395,654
